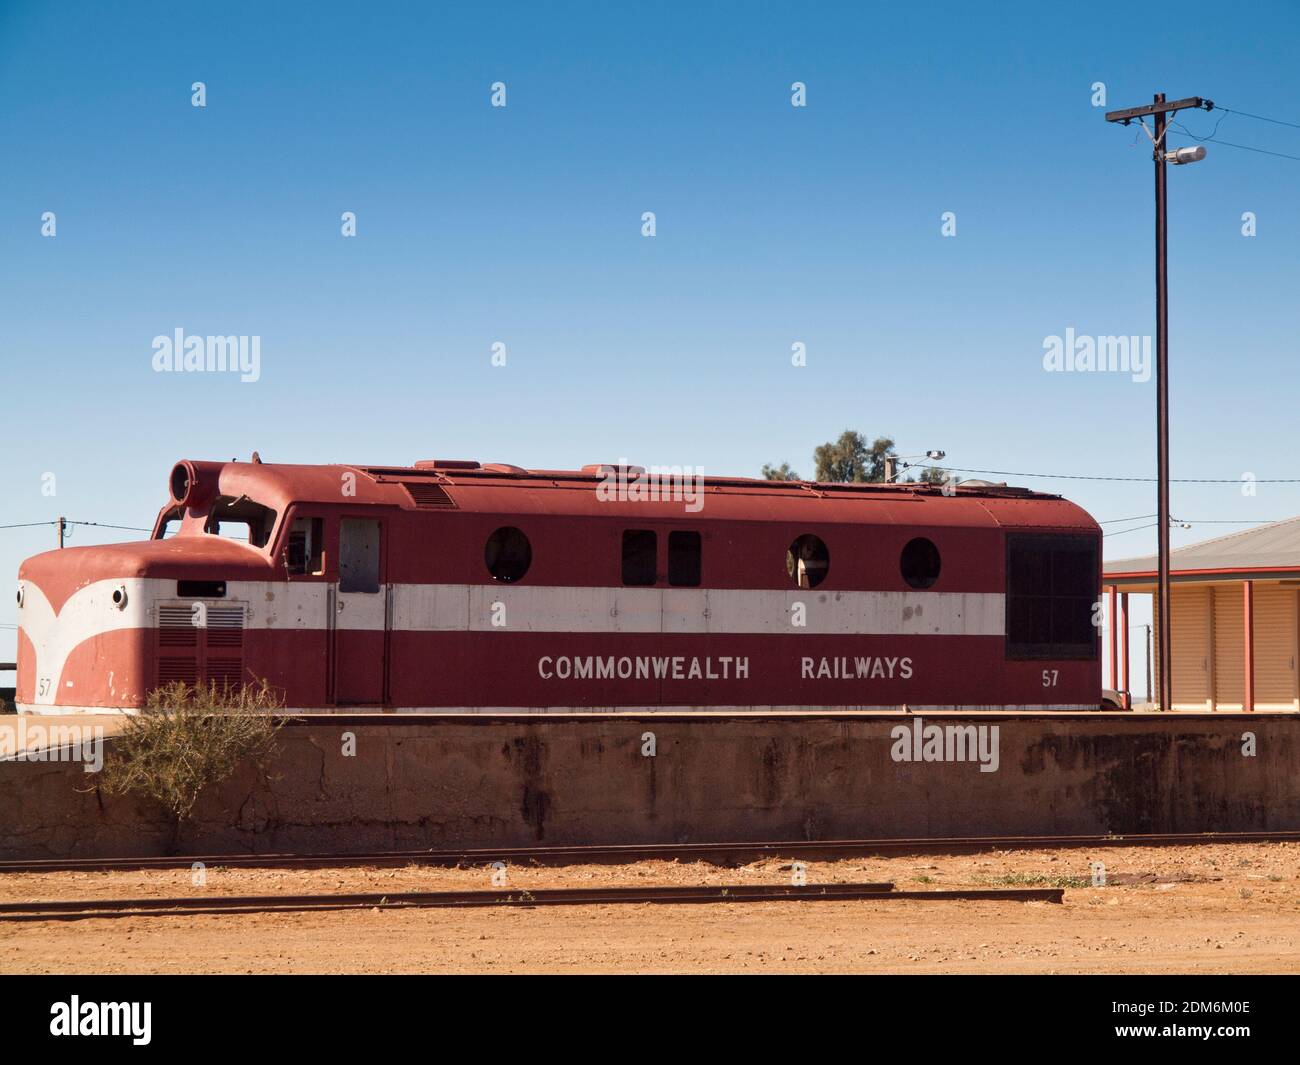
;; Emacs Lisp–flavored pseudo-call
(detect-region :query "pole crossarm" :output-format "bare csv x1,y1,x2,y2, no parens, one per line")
1104,96,1212,124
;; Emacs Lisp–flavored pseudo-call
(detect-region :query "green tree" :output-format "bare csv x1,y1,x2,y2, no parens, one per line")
813,430,897,483
761,462,800,481
914,465,950,486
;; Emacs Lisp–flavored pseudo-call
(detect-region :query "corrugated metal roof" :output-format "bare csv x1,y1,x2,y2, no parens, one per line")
1106,516,1300,576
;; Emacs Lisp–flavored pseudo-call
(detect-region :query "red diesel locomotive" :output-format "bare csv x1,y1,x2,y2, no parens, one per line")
15,457,1101,714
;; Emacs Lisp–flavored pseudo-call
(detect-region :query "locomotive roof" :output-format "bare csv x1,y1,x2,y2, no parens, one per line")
204,459,1098,532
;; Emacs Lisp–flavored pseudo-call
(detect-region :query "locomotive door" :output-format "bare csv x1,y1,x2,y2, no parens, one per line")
333,517,387,705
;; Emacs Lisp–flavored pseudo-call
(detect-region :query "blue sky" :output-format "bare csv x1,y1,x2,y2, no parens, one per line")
3,0,1299,692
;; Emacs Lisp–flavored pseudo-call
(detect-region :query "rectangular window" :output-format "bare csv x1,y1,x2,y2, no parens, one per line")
621,529,657,586
339,518,381,593
205,495,277,548
287,517,325,576
1006,534,1098,660
177,580,226,598
668,530,701,587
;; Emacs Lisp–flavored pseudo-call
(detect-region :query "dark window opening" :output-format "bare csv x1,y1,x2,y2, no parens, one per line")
900,537,941,589
787,534,829,589
339,518,381,593
287,517,325,576
177,580,226,598
485,526,532,583
205,495,277,548
668,531,702,587
1006,534,1098,660
622,530,657,586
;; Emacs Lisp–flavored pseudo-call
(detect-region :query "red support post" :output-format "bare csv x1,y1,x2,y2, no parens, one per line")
1107,585,1118,694
1119,592,1131,710
1244,580,1255,713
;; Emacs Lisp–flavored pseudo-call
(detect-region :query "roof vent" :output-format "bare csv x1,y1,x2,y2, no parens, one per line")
399,481,457,508
414,459,481,470
581,463,646,476
482,463,529,474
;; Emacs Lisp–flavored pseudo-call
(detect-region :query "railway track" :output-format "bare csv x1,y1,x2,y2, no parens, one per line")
0,883,1065,921
2,830,1297,875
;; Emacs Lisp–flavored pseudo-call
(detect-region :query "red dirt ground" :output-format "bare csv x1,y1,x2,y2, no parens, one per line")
1,842,1297,974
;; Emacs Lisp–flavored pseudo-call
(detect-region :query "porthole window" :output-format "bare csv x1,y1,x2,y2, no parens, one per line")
485,526,531,583
900,537,941,589
786,534,829,589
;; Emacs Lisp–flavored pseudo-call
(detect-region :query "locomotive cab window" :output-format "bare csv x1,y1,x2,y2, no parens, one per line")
622,530,657,586
205,495,277,548
1005,534,1098,660
668,531,701,587
287,517,325,576
787,534,829,589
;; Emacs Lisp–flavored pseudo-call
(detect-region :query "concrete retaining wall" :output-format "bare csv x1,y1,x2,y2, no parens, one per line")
2,712,1297,859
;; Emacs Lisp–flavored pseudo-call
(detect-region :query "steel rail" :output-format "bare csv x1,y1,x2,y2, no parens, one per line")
2,830,1297,875
0,883,1069,922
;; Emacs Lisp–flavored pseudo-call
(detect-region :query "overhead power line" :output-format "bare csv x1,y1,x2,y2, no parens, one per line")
1166,103,1300,162
1214,106,1300,131
1104,523,1159,537
920,464,1300,484
1103,518,1281,538
1098,513,1280,526
0,519,151,533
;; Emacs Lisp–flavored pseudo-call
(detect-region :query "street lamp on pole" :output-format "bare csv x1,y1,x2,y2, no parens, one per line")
1104,92,1211,712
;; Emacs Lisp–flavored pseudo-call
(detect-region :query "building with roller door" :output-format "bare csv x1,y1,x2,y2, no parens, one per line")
1104,518,1300,712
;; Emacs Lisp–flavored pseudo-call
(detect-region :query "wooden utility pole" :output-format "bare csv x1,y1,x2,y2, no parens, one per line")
1104,93,1213,712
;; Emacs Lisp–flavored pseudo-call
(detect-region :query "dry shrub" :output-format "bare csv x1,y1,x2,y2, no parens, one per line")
99,679,289,835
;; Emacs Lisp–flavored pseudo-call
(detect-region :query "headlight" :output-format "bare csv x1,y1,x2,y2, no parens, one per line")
111,586,128,610
15,583,23,608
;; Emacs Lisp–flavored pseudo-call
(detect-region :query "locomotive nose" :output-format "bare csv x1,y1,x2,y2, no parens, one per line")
15,537,273,714
15,544,156,713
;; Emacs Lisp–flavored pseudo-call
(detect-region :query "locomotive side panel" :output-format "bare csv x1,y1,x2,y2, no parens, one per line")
14,460,1102,713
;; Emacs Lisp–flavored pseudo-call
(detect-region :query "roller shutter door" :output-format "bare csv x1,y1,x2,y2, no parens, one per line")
1253,584,1297,710
1213,585,1244,710
1156,585,1211,710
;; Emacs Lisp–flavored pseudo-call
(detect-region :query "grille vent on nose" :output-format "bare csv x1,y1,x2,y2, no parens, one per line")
158,605,198,647
205,605,245,648
156,603,246,689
